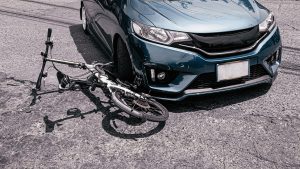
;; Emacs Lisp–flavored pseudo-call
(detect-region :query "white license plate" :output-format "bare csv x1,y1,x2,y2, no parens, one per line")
217,60,249,82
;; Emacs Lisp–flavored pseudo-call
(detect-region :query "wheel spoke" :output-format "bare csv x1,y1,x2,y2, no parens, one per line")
149,107,162,112
135,106,141,111
131,102,136,110
144,106,163,116
145,110,161,116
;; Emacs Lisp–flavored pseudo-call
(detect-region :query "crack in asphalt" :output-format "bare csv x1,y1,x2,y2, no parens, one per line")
285,23,300,31
0,72,38,114
247,141,300,168
0,73,35,87
249,112,300,125
5,76,36,86
250,142,300,168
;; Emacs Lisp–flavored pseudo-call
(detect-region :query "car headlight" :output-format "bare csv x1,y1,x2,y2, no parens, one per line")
132,22,191,45
259,13,276,32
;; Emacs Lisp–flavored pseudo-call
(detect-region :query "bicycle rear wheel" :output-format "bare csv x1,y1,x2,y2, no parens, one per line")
111,91,169,122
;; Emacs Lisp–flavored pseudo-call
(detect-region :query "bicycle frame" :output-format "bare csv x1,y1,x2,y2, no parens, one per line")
34,28,169,122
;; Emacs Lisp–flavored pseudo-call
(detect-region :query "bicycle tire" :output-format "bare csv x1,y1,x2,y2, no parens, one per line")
111,91,169,122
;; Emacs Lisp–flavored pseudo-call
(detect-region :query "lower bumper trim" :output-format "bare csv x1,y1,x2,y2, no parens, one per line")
152,75,272,101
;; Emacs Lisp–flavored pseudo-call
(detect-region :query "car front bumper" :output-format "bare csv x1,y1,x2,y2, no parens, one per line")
128,26,282,101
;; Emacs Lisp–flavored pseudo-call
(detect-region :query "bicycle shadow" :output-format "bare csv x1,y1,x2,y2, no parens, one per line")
81,88,166,140
42,87,165,139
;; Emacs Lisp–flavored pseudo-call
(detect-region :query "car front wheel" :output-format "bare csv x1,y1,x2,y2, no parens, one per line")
116,38,134,82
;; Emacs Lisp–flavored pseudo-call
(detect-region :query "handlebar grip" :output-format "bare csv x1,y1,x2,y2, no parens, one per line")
47,28,52,40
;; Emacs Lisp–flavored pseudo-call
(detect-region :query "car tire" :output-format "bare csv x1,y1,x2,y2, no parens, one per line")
116,38,134,82
81,6,89,35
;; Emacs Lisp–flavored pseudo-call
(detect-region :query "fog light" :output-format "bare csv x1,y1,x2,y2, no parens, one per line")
271,55,276,64
267,52,278,65
157,72,166,80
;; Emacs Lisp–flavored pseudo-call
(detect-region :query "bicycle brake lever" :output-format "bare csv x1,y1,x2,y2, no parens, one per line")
68,63,86,69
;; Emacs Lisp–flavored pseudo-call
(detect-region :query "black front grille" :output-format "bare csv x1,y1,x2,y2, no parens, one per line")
187,65,268,90
173,26,266,58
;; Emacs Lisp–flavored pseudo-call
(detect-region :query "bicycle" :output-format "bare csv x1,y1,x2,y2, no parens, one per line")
34,28,169,122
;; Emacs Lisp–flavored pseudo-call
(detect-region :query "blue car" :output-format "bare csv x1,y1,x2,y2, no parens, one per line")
80,0,282,101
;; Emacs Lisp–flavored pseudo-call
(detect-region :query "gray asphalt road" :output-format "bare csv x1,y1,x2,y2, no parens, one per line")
0,0,299,168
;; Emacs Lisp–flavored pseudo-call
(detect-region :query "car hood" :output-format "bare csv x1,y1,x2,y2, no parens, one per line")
131,0,269,33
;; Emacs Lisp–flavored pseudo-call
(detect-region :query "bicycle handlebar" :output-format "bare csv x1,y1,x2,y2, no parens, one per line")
47,28,52,41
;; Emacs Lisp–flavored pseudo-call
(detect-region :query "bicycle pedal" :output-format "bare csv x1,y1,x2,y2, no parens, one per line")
67,108,84,119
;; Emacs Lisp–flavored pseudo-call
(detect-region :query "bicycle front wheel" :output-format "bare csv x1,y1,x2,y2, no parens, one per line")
111,91,169,122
